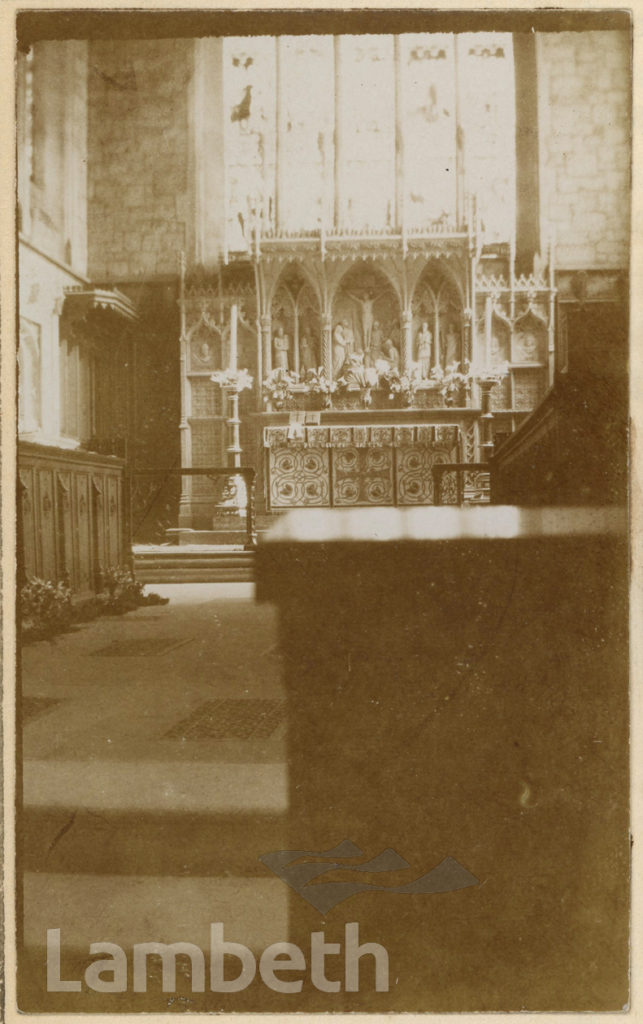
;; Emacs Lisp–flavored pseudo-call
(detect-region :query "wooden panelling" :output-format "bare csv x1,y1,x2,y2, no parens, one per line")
18,442,126,594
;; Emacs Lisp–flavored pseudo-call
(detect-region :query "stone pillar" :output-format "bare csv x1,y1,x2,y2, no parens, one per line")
394,35,405,233
293,307,300,375
261,315,272,376
478,379,495,462
177,330,193,529
322,314,333,380
401,307,413,371
433,301,442,372
333,37,344,229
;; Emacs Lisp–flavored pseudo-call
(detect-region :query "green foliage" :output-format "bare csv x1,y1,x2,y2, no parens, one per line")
20,568,169,642
20,578,73,639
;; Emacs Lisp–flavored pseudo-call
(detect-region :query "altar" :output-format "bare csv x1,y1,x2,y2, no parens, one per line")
264,422,460,507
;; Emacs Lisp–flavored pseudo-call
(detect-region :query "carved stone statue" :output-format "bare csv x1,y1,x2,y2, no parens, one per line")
299,332,318,372
366,320,385,366
340,351,366,387
332,323,347,377
416,322,432,377
341,318,356,356
273,324,290,370
381,338,400,371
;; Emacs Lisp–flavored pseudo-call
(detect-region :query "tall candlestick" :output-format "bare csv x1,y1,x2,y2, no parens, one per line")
230,303,238,372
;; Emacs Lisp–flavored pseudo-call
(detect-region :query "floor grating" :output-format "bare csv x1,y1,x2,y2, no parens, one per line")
92,638,193,657
164,699,287,740
22,697,64,724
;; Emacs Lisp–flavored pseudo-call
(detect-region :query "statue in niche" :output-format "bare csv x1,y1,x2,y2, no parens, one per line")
191,331,216,368
444,322,460,367
340,351,367,387
416,322,433,377
299,332,318,372
341,318,358,356
332,322,347,377
344,286,388,352
515,329,539,362
380,338,400,371
273,324,290,370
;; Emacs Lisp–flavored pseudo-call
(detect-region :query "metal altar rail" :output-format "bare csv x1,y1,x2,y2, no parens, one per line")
432,463,491,506
128,466,257,549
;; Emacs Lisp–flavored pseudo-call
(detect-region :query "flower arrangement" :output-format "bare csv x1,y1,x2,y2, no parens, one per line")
303,367,337,407
376,360,423,405
211,368,254,392
262,368,301,408
429,360,474,403
475,360,510,387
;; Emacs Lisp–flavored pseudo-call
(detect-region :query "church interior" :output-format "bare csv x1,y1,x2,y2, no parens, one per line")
17,10,629,582
14,8,631,1015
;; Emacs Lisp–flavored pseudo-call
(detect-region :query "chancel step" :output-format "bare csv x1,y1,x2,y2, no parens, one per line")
133,546,255,583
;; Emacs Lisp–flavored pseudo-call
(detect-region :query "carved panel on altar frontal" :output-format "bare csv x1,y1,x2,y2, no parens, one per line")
332,446,395,506
269,447,330,507
395,440,459,505
188,318,221,372
334,264,399,366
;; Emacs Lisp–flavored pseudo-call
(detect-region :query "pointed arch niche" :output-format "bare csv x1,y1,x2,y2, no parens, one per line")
332,262,400,372
270,262,322,375
411,262,464,376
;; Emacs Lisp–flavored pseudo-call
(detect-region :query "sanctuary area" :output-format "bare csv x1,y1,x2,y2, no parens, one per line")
17,11,628,583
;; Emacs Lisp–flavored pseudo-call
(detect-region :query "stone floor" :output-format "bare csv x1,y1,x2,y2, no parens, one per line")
18,583,296,1013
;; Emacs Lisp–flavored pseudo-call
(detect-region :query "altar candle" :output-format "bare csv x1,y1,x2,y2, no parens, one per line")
230,303,238,372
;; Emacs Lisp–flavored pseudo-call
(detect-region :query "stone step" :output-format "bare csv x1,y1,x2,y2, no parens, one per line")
134,555,254,567
136,569,254,583
133,548,255,583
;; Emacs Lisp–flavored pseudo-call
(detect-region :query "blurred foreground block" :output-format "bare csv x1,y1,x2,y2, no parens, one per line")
256,506,629,1012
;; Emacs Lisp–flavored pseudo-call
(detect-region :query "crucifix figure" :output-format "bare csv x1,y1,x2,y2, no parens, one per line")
344,286,389,353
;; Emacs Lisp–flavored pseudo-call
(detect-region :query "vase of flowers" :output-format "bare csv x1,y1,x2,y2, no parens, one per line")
210,368,254,393
262,368,301,410
377,361,422,407
302,367,337,409
334,361,380,409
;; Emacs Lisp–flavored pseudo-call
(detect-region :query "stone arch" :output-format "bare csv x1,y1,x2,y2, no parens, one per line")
266,258,323,311
513,308,547,364
411,260,465,372
331,261,401,365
